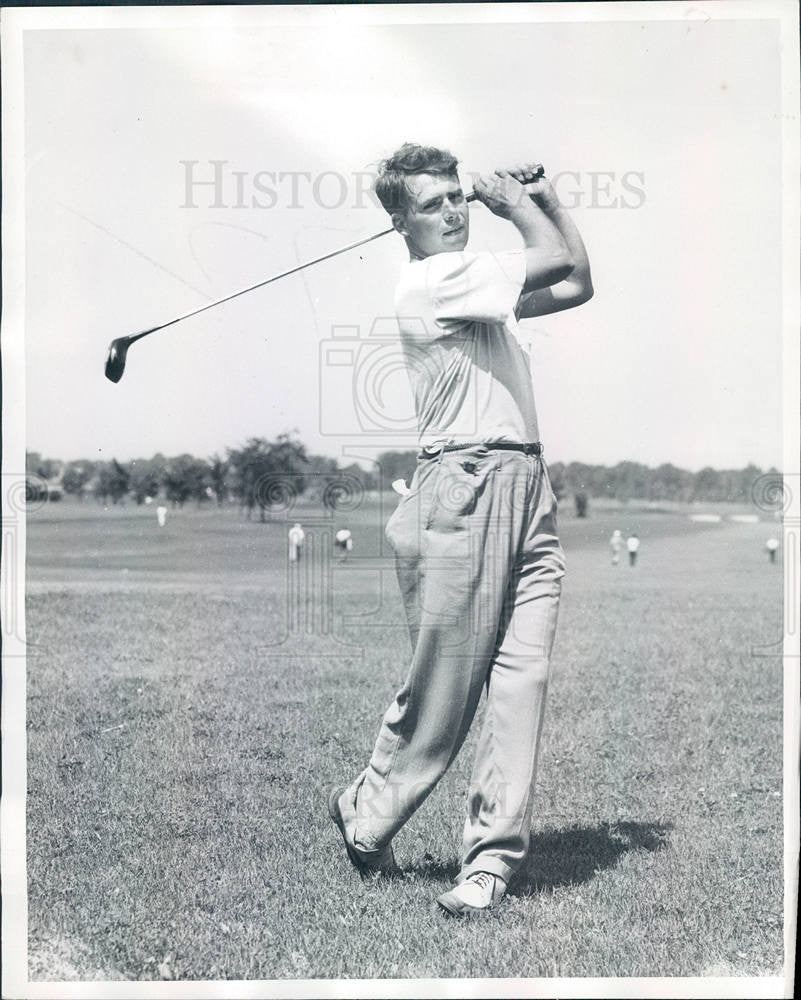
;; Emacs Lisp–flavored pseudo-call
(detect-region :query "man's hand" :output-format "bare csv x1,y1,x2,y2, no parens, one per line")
507,163,561,215
474,167,572,293
475,160,592,312
507,164,593,316
473,169,532,219
474,164,561,218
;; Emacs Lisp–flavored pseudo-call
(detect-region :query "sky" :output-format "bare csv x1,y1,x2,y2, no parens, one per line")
18,7,787,472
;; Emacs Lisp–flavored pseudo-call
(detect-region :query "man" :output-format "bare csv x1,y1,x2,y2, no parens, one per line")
328,143,593,916
334,527,353,561
288,522,305,563
627,533,640,567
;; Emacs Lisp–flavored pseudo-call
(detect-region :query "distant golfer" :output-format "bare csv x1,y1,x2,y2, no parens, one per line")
334,527,353,560
765,537,779,563
328,143,593,916
627,533,640,566
156,505,167,528
288,522,305,563
609,529,623,566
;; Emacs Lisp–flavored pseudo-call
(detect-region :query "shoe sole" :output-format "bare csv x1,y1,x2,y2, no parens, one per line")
436,890,488,918
327,787,369,876
435,884,505,918
327,787,397,878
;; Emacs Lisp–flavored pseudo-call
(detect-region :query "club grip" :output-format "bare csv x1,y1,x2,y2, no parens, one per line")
466,164,545,203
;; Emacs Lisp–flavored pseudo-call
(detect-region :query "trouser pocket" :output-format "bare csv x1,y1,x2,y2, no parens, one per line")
426,450,497,533
385,458,443,555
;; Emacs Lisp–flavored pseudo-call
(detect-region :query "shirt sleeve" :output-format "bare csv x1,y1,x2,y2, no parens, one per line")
424,250,526,330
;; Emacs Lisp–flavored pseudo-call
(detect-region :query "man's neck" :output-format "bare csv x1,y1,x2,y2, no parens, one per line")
406,238,428,263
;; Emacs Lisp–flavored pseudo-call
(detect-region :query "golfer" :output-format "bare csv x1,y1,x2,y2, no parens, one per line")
329,143,593,916
627,533,640,567
610,529,623,566
334,527,353,560
288,522,305,563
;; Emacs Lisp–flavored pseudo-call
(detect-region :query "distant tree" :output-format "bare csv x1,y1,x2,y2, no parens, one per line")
61,460,96,498
611,461,649,502
304,453,340,505
693,466,722,502
649,463,693,503
129,457,163,505
565,461,595,498
227,433,308,521
25,478,48,503
97,460,130,505
375,450,418,490
717,469,737,503
548,462,567,501
209,453,229,506
268,432,309,476
735,464,763,504
25,451,61,482
164,455,210,507
340,461,377,493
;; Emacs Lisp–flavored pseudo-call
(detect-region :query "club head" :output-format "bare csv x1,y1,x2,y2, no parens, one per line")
105,337,130,383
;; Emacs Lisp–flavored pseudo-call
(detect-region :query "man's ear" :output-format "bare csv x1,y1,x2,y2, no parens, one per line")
391,212,408,236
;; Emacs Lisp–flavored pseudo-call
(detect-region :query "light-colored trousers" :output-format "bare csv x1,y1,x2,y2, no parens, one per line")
340,445,565,884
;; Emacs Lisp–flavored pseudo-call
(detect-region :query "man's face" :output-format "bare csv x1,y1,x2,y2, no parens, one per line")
394,172,469,258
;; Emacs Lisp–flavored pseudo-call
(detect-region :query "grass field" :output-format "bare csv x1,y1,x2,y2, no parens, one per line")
24,495,785,983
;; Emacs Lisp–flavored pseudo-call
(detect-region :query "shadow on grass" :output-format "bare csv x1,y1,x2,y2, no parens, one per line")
509,820,674,896
402,820,672,893
403,854,462,882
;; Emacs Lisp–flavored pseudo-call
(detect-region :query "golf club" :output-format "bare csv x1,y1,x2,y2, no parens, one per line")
104,168,545,383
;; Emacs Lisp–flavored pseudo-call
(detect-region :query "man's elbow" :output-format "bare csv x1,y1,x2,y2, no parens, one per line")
524,249,576,291
551,253,575,286
574,280,594,306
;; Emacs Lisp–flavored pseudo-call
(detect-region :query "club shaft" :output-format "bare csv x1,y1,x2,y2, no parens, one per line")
126,171,543,344
127,220,413,343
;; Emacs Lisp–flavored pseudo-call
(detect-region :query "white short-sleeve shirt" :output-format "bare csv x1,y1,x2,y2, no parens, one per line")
393,249,540,448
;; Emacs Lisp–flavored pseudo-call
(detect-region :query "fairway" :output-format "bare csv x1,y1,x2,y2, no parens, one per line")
24,498,784,981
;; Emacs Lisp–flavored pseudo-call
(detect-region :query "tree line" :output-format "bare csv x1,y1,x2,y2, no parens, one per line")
26,435,361,520
546,459,776,506
376,453,777,508
25,438,777,511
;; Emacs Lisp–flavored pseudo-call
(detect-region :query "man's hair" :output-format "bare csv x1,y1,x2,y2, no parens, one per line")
374,143,459,217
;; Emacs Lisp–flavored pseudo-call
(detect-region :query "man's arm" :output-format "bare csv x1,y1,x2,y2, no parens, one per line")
512,171,593,317
473,168,575,293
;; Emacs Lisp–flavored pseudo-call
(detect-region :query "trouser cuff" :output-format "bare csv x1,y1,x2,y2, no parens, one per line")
457,856,515,886
345,774,393,853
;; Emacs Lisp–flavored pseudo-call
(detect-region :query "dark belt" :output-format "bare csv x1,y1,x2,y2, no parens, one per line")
421,441,543,459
